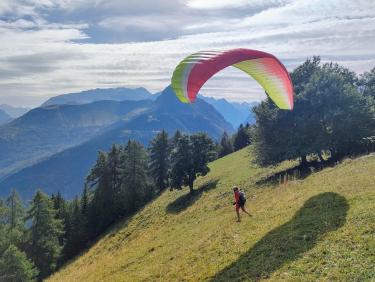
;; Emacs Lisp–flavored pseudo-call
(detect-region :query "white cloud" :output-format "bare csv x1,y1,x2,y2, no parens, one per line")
0,0,374,106
186,0,291,10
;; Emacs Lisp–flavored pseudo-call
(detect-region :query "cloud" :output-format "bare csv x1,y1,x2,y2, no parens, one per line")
186,0,290,10
0,0,374,106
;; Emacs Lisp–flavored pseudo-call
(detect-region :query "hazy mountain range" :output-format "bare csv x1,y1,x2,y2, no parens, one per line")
0,104,30,118
0,86,235,200
199,96,257,128
42,87,256,129
0,109,12,125
42,87,154,106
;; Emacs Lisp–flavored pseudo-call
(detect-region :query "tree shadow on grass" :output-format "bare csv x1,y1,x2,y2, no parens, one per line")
166,179,219,214
255,159,339,186
211,192,348,281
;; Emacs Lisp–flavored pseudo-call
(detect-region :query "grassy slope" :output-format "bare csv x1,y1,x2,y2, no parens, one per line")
49,148,375,281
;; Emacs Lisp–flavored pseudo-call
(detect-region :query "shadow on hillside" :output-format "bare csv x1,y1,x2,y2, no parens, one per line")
211,192,348,281
256,159,338,186
166,179,219,214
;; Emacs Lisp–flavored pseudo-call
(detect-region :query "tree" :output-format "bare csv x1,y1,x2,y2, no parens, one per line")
359,68,375,98
149,130,170,192
252,59,375,165
26,191,63,279
172,130,182,146
120,141,150,213
86,141,151,238
63,198,84,260
5,190,24,230
86,151,112,236
233,124,251,151
0,199,7,226
218,131,233,157
170,133,215,193
0,245,38,282
52,192,67,247
79,186,90,244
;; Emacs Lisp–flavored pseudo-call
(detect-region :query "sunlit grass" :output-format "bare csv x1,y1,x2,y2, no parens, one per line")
49,148,375,281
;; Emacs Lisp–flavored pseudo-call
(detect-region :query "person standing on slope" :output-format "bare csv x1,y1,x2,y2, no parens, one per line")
233,186,251,222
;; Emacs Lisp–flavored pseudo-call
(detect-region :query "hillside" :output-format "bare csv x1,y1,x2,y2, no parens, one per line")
49,148,375,281
0,99,152,179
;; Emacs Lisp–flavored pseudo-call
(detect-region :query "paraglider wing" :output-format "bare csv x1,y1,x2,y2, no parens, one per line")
171,48,294,110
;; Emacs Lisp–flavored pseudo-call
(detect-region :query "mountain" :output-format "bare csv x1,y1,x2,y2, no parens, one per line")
0,104,30,118
0,99,153,179
125,87,233,136
0,86,233,200
0,109,12,125
42,87,153,106
41,85,258,129
48,148,375,281
0,125,155,200
199,95,258,128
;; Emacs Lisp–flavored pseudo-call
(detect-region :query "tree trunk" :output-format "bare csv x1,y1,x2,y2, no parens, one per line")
188,178,194,194
317,152,324,162
300,155,308,167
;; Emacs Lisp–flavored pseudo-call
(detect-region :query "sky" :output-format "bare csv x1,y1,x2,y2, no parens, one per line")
0,0,374,107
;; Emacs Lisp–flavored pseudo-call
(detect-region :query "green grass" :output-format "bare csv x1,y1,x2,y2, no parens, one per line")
49,148,375,281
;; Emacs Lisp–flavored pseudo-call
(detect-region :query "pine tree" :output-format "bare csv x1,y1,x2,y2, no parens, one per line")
233,124,250,151
172,130,182,145
52,192,67,246
80,186,90,244
5,190,24,230
120,141,150,213
149,130,170,192
86,151,112,236
26,191,63,279
218,132,233,157
63,198,84,260
81,186,89,216
0,199,7,225
0,245,38,282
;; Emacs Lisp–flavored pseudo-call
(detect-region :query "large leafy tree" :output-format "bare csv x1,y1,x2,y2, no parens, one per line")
359,67,375,98
252,58,375,165
170,133,215,193
149,130,171,192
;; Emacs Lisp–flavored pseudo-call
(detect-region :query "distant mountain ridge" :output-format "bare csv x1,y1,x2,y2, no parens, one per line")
41,86,257,128
0,104,30,118
0,86,233,200
42,87,154,106
0,99,153,179
0,109,12,125
199,95,257,128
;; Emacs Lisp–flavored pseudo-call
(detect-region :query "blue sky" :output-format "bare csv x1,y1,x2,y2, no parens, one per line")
0,0,374,106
